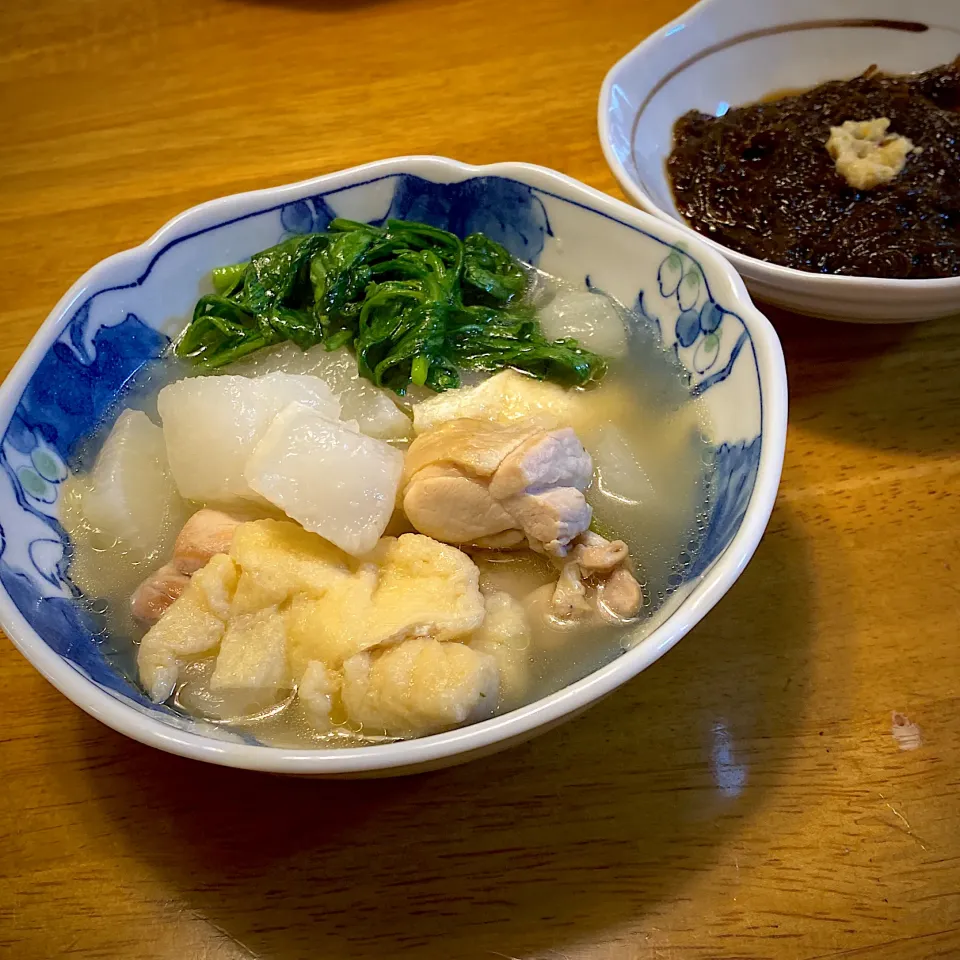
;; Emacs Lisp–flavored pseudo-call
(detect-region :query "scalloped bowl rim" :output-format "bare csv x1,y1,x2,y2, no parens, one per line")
598,0,960,295
0,157,787,775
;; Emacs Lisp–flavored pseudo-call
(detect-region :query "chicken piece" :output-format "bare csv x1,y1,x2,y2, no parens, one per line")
550,561,593,620
403,419,594,557
298,660,339,730
472,529,527,550
284,534,485,677
137,554,238,702
502,487,593,557
570,532,643,622
341,637,499,738
572,531,629,573
210,606,289,701
489,428,594,499
528,532,644,629
401,464,516,543
525,582,590,645
470,591,531,704
403,418,539,482
173,509,243,575
131,563,191,622
596,567,644,623
491,428,593,556
245,401,404,556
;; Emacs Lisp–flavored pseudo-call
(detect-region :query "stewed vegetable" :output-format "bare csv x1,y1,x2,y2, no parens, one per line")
176,219,607,395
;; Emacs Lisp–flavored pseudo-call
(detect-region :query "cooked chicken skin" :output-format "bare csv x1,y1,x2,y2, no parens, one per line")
402,419,594,557
400,464,517,543
403,418,538,481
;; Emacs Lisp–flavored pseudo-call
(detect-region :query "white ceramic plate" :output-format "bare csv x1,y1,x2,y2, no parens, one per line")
600,0,960,322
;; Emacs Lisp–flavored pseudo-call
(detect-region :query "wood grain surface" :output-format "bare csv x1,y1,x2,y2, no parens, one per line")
3,1,960,957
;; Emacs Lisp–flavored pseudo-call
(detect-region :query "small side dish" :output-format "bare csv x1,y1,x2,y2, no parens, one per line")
667,58,960,279
62,220,712,747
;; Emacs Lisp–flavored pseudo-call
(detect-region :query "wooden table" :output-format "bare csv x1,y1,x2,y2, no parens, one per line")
3,1,959,957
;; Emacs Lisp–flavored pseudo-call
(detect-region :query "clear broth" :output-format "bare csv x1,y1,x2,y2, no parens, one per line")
63,278,713,746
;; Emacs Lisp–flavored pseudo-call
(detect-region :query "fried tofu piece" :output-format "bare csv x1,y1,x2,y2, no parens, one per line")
285,534,485,676
137,554,238,702
210,606,289,699
341,637,499,738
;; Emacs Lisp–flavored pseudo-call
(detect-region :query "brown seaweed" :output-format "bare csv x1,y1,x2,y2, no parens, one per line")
667,59,960,279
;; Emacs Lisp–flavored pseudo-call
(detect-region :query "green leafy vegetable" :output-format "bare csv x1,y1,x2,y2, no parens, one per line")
211,262,246,297
242,234,326,317
462,233,527,305
176,219,608,393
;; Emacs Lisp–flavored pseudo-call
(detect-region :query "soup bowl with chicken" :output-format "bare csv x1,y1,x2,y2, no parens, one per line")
0,157,786,775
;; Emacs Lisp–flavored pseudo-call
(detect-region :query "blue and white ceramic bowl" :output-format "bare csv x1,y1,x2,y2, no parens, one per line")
0,157,787,776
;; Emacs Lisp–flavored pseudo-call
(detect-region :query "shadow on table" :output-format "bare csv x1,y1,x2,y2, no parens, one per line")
761,303,960,456
72,505,822,959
